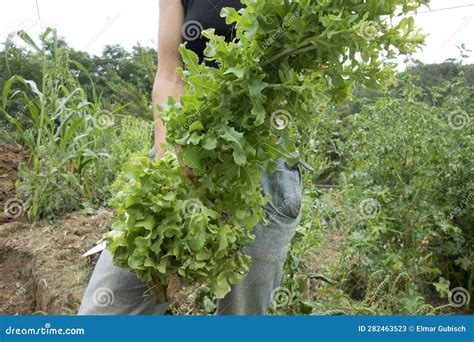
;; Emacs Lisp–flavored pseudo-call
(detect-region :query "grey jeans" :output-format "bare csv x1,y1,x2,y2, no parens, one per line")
78,158,303,315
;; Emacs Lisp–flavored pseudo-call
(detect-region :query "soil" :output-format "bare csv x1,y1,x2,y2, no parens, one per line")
0,144,113,315
306,227,345,275
0,144,197,315
0,213,112,315
0,144,30,223
0,247,35,315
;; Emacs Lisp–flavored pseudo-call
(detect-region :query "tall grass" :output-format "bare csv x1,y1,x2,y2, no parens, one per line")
1,28,121,220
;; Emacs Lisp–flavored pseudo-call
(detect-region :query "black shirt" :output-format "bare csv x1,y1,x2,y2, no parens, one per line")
181,0,245,65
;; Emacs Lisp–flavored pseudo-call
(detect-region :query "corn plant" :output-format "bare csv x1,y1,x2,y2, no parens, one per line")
1,28,116,220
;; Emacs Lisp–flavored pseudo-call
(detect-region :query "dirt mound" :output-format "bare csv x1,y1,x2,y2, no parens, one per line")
0,144,30,223
0,247,35,314
0,212,112,315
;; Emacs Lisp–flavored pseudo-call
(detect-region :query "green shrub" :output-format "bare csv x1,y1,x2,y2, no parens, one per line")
85,116,153,204
338,96,472,310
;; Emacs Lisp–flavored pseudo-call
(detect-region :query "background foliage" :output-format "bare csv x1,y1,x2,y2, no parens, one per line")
0,23,472,312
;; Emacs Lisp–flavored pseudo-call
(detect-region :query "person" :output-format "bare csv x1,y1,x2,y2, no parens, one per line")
78,0,303,316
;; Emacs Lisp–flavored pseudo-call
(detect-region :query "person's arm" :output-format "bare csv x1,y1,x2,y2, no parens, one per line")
152,0,185,159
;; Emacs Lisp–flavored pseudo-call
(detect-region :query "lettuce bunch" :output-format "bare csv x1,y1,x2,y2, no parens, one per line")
106,0,429,301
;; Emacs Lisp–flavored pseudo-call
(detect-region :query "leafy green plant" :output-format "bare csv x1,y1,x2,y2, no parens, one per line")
338,92,472,310
106,0,429,301
1,28,116,220
86,116,153,204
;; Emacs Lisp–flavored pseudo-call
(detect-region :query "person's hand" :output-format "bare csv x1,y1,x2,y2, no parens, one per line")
183,165,199,183
175,146,199,183
166,274,201,311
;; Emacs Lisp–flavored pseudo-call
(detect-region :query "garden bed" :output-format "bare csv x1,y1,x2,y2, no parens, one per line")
0,212,111,315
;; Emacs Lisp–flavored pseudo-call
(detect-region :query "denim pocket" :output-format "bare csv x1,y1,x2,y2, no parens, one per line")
148,145,156,162
263,160,303,219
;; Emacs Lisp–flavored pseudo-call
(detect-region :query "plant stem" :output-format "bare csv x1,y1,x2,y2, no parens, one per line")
263,37,329,66
31,50,47,221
